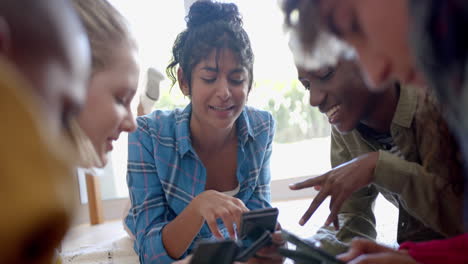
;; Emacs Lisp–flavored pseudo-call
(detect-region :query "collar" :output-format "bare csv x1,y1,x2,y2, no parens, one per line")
175,104,255,157
175,104,193,157
392,83,418,128
236,107,255,146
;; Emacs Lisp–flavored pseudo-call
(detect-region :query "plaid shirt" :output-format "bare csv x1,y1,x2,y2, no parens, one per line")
125,104,275,264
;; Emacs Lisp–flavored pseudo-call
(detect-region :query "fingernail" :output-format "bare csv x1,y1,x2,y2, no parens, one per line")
289,183,296,189
299,219,305,226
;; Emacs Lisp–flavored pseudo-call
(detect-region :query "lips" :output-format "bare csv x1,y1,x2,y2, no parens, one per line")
209,105,235,111
106,136,118,151
106,139,113,150
325,105,341,123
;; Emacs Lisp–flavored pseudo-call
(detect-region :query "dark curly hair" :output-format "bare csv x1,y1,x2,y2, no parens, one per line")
166,1,254,94
282,0,323,54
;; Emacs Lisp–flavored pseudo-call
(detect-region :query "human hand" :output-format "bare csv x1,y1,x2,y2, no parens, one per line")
289,152,379,228
247,223,286,264
248,234,285,263
337,238,417,264
192,190,249,239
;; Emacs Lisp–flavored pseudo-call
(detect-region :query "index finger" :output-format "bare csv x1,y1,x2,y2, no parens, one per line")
205,215,223,239
289,173,328,190
299,188,329,225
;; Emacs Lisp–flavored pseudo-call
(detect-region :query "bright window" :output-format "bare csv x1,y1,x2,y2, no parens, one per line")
89,0,331,201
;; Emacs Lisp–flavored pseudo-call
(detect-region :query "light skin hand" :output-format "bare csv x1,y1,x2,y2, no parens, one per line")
174,224,285,264
337,238,417,264
289,152,379,228
193,190,249,239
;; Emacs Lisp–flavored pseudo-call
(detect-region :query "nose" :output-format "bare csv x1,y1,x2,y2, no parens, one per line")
216,78,231,101
121,109,137,133
309,87,326,107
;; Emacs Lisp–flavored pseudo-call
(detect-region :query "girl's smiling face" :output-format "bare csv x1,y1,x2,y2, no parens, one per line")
77,44,138,166
179,48,250,131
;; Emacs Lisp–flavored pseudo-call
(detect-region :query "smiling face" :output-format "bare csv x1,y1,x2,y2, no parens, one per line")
297,58,374,133
76,44,138,166
179,48,249,131
319,0,425,89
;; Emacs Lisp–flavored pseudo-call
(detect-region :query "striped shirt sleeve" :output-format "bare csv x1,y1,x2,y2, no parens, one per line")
125,117,180,264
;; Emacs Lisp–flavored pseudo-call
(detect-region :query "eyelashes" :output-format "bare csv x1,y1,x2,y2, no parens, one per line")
318,69,335,81
299,67,336,91
201,77,246,85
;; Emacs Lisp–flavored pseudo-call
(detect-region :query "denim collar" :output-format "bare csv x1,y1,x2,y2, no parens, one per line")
175,104,255,157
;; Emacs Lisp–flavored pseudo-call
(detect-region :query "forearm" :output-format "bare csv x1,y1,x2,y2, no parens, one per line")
162,202,205,259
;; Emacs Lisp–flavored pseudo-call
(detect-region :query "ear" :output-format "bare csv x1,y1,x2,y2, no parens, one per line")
0,17,11,56
177,67,190,96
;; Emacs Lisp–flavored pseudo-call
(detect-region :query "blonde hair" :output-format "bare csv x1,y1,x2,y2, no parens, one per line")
71,0,135,72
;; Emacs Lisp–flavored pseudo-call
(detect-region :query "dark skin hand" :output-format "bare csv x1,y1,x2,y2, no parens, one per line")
289,152,379,229
338,238,418,264
247,226,286,264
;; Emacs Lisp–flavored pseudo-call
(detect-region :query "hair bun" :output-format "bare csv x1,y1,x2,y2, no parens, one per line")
186,1,243,28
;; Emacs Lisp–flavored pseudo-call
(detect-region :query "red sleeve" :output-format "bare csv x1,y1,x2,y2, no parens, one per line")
399,233,468,264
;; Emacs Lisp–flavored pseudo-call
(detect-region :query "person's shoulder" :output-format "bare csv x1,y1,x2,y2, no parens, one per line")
243,106,274,128
241,106,275,143
135,108,187,136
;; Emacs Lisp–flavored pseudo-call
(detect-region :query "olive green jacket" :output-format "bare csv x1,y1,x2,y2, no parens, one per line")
314,85,464,255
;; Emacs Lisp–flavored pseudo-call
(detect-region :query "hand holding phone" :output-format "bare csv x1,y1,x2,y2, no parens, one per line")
236,207,279,262
189,208,280,264
279,229,345,264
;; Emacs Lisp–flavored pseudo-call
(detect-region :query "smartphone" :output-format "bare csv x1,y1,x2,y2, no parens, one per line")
235,230,271,262
191,208,279,263
280,229,345,264
189,240,238,264
239,207,278,240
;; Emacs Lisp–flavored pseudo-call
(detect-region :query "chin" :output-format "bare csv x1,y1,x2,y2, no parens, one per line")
212,119,236,129
96,157,107,168
94,150,108,168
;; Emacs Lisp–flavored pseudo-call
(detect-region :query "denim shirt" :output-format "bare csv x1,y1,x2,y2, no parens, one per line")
125,104,275,264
